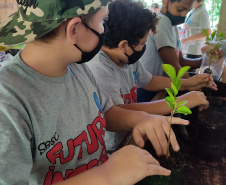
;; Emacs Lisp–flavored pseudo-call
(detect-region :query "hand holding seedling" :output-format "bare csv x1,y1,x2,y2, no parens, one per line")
162,64,192,158
185,73,217,91
132,114,189,156
202,30,225,74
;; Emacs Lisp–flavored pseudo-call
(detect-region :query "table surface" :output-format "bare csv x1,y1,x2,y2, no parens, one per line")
178,122,226,185
118,91,226,185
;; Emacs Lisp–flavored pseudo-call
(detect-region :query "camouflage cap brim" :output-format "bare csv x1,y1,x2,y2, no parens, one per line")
0,12,65,47
0,0,111,47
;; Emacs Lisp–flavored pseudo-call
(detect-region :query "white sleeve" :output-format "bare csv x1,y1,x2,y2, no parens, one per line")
154,16,177,50
136,61,153,88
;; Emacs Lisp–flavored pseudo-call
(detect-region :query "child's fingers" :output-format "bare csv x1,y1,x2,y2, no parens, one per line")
162,123,179,152
208,81,218,91
133,127,145,148
146,164,171,176
145,153,160,166
154,124,168,155
167,117,189,126
146,129,163,156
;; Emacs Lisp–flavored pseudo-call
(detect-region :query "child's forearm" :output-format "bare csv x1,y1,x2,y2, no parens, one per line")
117,100,171,115
104,105,150,132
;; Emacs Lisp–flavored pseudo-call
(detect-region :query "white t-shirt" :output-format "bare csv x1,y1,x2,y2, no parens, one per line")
140,13,181,76
185,5,210,55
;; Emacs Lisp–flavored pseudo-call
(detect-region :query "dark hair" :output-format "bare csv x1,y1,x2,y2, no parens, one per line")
196,0,204,2
104,0,159,48
36,12,95,44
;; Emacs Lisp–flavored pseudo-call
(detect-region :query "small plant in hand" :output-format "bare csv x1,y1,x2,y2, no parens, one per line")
162,64,192,158
202,29,225,74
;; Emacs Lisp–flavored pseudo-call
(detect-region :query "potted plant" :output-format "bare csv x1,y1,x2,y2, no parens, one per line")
138,64,192,185
193,95,226,160
193,102,226,160
199,30,225,81
193,31,226,160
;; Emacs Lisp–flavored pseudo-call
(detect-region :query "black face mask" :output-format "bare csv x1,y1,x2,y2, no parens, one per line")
166,10,186,26
165,1,186,26
124,44,146,65
75,23,108,64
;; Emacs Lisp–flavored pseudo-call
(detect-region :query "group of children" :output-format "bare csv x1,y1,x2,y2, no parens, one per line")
0,0,221,184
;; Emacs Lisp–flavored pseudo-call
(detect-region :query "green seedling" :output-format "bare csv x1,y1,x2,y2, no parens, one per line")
202,29,225,74
162,64,192,158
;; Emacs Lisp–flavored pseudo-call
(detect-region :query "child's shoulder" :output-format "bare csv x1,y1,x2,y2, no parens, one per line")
0,54,18,75
158,13,172,26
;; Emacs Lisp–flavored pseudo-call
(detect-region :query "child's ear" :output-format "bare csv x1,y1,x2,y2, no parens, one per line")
66,17,82,44
118,40,129,52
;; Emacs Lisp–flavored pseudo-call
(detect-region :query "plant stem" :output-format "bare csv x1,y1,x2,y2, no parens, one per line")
166,112,173,158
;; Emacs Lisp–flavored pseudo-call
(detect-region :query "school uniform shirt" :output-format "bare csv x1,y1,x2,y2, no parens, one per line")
0,52,113,185
87,50,152,152
139,13,181,76
185,4,210,55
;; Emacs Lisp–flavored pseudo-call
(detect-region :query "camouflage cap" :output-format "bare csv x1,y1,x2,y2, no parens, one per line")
0,0,111,46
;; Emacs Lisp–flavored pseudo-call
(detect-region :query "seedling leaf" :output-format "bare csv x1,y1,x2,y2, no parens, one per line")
162,64,176,81
165,96,173,109
165,88,175,101
176,80,181,90
171,82,178,96
176,66,190,82
177,100,188,108
176,106,192,115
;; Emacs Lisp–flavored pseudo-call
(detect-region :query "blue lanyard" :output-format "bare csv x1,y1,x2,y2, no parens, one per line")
185,5,203,23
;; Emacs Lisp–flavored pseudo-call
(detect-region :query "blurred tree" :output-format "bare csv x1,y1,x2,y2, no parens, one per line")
218,0,226,34
204,0,222,29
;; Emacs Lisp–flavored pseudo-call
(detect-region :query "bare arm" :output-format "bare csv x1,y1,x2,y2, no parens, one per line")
181,29,212,44
116,91,208,115
179,51,202,69
104,105,189,156
141,72,215,92
104,105,148,132
158,46,191,78
158,47,203,78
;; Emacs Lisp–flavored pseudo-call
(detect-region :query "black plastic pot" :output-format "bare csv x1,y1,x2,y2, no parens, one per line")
137,150,185,185
202,81,226,97
194,102,226,160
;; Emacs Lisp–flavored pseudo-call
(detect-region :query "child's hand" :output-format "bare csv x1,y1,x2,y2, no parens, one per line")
185,73,218,91
214,48,224,59
178,91,209,111
103,145,171,185
132,115,189,156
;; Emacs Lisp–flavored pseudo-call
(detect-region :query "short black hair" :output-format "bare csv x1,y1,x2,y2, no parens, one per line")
104,0,159,48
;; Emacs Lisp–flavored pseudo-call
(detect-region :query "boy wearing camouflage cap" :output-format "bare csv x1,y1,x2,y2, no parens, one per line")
0,0,191,184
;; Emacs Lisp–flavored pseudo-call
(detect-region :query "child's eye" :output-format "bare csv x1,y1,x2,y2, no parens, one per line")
177,9,184,12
